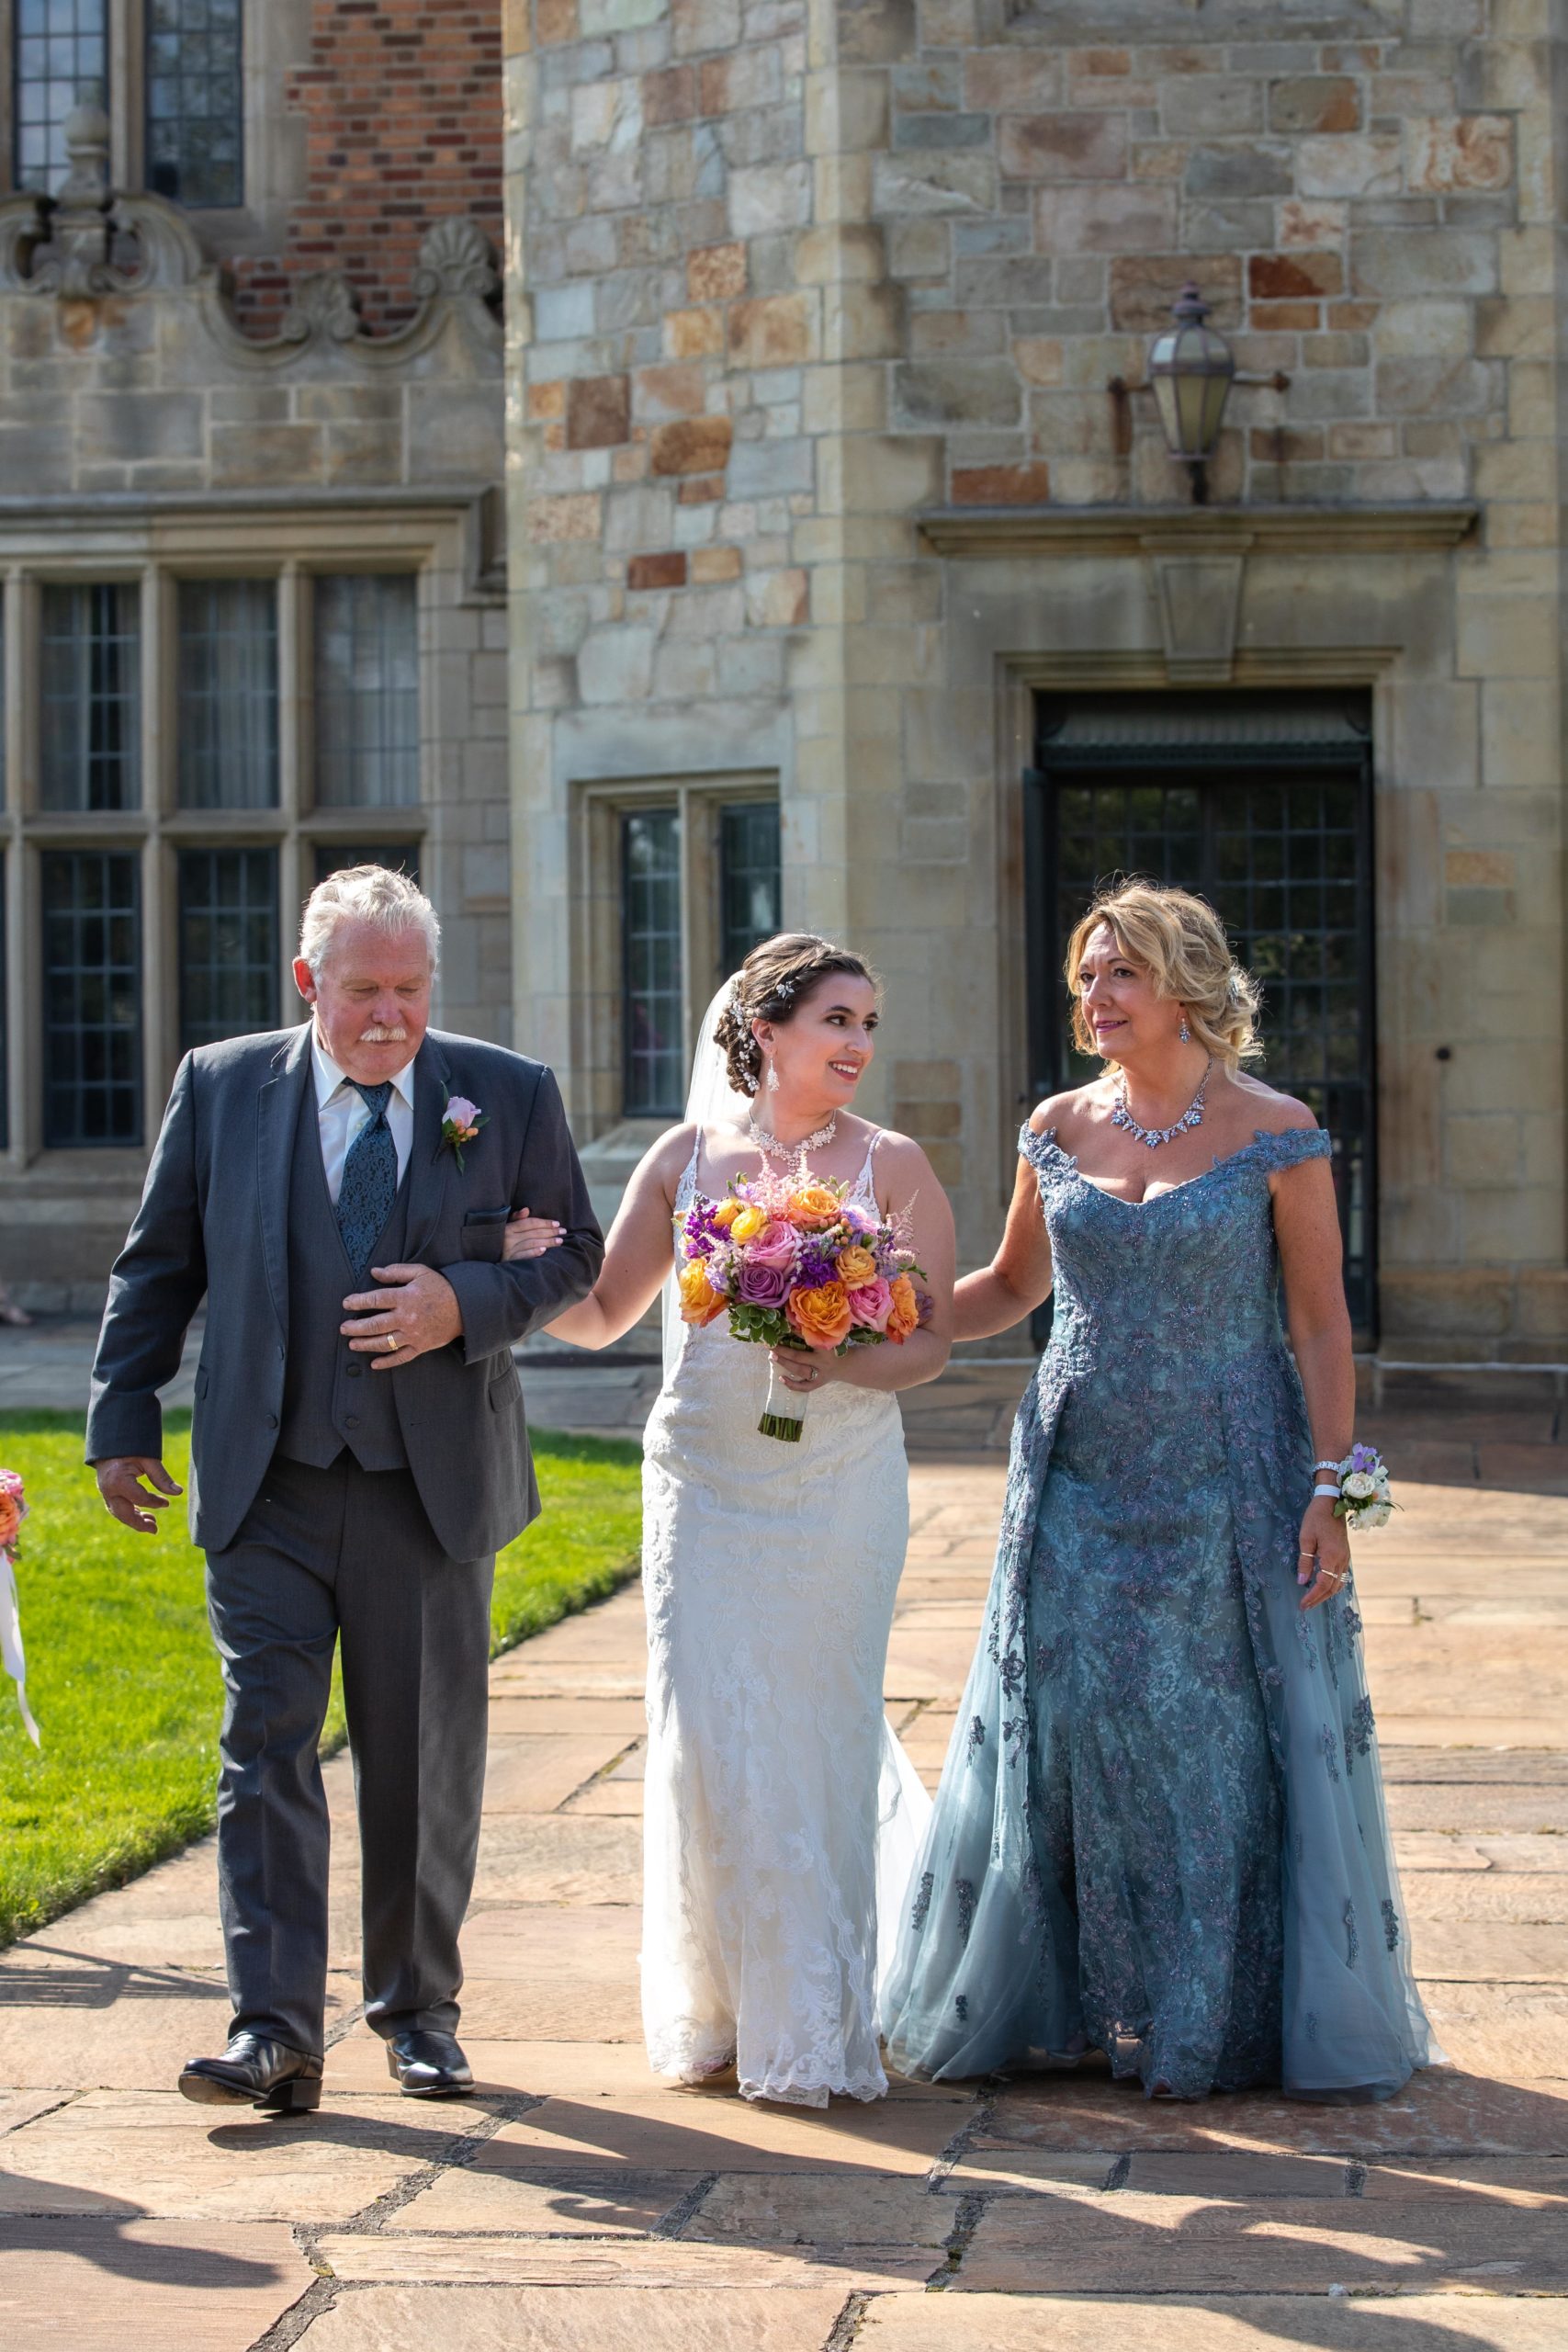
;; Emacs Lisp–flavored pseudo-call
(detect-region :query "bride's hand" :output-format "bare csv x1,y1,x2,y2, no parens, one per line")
503,1208,565,1262
768,1345,844,1394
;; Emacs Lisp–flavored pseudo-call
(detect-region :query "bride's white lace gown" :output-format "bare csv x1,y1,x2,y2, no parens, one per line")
639,1127,931,2106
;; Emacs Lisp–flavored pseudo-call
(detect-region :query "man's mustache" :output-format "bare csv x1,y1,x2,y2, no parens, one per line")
359,1025,409,1043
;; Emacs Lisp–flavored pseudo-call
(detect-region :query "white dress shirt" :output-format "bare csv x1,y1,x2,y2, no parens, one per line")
311,1029,417,1208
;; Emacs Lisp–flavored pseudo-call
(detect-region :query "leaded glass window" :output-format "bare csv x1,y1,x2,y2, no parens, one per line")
314,574,420,808
719,800,781,982
40,582,141,812
13,0,107,195
42,849,141,1147
1031,691,1376,1332
178,847,278,1052
623,808,682,1117
176,579,277,808
146,0,243,207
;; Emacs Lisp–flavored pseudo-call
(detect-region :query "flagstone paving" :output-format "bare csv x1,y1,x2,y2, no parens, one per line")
2,1372,1566,2347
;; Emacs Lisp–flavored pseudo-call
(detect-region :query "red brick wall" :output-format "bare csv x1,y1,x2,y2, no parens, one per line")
232,0,503,335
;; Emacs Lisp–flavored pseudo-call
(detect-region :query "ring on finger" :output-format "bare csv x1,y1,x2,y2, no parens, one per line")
385,1332,400,1353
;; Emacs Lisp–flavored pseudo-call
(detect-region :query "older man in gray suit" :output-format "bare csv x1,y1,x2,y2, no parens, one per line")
86,867,603,2111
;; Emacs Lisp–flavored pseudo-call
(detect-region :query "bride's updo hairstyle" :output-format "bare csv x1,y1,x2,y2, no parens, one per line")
714,932,881,1098
1066,879,1263,1070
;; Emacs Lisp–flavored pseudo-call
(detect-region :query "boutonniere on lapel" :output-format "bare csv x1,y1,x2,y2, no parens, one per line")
439,1095,486,1172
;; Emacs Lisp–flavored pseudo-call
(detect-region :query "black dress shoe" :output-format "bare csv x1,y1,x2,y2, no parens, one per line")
385,2028,474,2098
179,2032,323,2112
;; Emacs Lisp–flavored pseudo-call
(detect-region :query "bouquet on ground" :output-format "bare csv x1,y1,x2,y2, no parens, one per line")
1332,1444,1395,1531
676,1170,930,1441
0,1468,38,1746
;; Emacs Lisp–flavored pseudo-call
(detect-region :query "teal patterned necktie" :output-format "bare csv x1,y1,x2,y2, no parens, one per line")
336,1080,398,1283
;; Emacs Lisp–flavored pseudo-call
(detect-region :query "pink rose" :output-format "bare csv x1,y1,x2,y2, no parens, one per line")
847,1278,892,1331
444,1095,479,1133
747,1219,798,1273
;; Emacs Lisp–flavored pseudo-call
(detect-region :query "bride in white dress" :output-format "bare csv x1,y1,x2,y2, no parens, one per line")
505,933,953,2104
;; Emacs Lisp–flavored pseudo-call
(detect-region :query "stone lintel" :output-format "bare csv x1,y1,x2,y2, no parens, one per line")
919,503,1480,558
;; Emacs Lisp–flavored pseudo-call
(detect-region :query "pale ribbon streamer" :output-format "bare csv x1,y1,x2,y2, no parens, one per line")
2,1546,39,1747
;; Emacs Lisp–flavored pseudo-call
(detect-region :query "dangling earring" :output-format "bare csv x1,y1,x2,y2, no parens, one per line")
766,1059,779,1093
1178,1011,1190,1045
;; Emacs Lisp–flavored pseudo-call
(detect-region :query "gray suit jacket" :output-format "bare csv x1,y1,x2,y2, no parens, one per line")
85,1023,604,1560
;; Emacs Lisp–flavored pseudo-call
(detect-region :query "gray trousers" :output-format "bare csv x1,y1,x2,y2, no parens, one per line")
206,1453,493,2055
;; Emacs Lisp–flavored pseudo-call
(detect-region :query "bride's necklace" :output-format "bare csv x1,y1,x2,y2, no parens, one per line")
748,1109,837,1164
1111,1057,1213,1150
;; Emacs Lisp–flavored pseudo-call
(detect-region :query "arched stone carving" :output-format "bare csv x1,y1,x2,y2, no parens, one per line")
0,103,502,372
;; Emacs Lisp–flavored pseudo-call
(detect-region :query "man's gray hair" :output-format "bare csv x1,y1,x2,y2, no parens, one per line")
299,865,440,978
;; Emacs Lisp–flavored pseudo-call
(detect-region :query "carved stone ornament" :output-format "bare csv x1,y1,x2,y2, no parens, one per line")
0,103,502,369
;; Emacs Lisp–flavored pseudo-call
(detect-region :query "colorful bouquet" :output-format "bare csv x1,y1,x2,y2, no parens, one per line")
676,1170,929,1441
0,1467,38,1746
1332,1443,1395,1531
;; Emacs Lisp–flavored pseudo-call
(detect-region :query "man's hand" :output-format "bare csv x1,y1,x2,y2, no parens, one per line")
95,1456,183,1534
342,1263,463,1369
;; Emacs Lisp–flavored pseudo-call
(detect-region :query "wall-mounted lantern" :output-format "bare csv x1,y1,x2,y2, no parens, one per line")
1109,280,1290,504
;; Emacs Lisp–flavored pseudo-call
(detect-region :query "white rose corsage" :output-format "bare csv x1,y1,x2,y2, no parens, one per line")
1332,1443,1395,1530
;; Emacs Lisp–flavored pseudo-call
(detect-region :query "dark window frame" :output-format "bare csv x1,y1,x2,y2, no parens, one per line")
41,846,143,1148
12,0,108,196
144,0,243,209
313,571,422,812
621,804,683,1120
176,842,279,1054
1026,690,1378,1339
39,580,141,814
175,575,278,810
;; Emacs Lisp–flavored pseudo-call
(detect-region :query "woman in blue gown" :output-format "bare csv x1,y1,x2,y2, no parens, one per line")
882,882,1429,2104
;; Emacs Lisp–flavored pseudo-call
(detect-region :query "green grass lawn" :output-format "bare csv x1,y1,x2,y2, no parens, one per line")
0,1410,643,1949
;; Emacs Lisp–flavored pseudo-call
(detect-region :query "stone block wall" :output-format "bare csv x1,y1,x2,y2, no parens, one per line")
504,0,1568,1352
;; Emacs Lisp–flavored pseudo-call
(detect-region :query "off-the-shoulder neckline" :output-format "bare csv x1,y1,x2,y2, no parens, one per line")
1021,1123,1326,1208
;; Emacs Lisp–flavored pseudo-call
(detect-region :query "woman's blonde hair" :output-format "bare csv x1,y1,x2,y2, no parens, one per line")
1065,879,1262,1069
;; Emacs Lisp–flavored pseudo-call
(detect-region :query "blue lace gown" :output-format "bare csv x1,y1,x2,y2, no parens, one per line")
882,1125,1430,2103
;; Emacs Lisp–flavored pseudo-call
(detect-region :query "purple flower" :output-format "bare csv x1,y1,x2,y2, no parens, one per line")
735,1256,792,1306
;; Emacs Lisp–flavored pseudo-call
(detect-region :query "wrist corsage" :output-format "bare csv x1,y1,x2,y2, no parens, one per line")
1325,1443,1395,1530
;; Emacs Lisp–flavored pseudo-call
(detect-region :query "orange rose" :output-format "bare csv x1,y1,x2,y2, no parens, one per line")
0,1495,18,1548
678,1259,728,1328
786,1182,841,1231
711,1198,741,1229
786,1280,853,1351
885,1271,920,1342
835,1243,877,1289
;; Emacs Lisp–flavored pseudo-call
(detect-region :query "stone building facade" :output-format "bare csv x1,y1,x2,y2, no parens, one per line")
504,0,1567,1356
0,0,506,1303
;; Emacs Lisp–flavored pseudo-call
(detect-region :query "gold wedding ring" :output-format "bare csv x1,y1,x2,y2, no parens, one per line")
385,1332,400,1352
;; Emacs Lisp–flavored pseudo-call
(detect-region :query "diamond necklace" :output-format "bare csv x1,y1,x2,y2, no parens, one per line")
748,1109,837,1164
1111,1057,1213,1150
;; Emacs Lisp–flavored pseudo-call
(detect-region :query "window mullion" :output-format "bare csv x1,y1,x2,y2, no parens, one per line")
113,0,141,193
278,563,304,820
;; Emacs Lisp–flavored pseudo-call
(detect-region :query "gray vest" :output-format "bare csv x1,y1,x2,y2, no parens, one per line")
276,1079,412,1474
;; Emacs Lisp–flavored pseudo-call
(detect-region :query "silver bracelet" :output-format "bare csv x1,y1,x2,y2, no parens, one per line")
1312,1483,1339,1500
1312,1458,1339,1474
